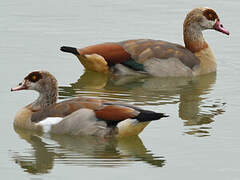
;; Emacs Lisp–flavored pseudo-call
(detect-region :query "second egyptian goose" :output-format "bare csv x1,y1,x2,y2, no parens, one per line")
60,7,229,77
11,71,168,137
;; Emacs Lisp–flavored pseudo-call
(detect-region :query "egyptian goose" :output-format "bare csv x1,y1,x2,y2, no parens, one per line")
11,71,168,137
60,7,229,77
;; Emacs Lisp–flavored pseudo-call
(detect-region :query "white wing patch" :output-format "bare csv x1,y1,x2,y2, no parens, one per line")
36,117,63,133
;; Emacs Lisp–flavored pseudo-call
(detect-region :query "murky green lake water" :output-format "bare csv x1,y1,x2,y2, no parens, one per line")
1,0,240,179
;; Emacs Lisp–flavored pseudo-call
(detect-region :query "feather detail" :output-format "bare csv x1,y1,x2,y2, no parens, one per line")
95,105,138,122
78,43,131,64
36,117,63,133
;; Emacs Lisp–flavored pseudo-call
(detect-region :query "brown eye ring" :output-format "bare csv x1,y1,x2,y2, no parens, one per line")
203,9,218,21
24,71,43,83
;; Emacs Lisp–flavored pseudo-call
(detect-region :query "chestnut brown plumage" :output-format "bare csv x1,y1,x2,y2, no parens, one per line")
61,7,229,77
11,71,168,137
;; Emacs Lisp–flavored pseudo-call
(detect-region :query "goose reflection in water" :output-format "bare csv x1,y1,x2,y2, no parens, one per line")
59,71,225,137
13,128,165,174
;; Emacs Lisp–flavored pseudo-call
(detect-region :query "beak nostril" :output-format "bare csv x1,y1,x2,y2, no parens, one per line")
220,24,223,28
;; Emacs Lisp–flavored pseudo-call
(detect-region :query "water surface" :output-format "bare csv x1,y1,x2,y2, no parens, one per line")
1,0,240,179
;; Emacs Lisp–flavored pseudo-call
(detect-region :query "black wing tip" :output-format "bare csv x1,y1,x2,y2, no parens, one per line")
152,112,169,120
136,110,169,122
60,46,79,55
161,113,169,118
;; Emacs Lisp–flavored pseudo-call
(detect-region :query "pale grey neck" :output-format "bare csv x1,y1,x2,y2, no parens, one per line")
186,28,202,39
32,88,58,109
183,23,207,52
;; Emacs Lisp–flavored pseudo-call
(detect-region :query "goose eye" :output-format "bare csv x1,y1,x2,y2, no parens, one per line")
32,75,37,81
18,82,22,86
30,75,39,82
25,71,43,83
203,9,218,21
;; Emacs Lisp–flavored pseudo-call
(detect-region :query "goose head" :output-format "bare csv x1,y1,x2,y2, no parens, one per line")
11,71,58,107
184,7,229,35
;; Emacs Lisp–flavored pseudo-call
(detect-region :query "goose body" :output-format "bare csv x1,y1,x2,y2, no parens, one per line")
61,7,229,77
11,71,168,137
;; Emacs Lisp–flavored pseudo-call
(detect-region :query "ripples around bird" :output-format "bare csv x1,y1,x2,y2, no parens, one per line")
13,71,225,173
59,71,225,136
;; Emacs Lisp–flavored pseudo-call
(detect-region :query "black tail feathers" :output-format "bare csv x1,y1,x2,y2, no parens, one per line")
60,46,79,55
135,110,168,122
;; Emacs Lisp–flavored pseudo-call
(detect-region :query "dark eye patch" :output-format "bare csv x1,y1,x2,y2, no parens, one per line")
203,9,219,21
25,71,43,82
